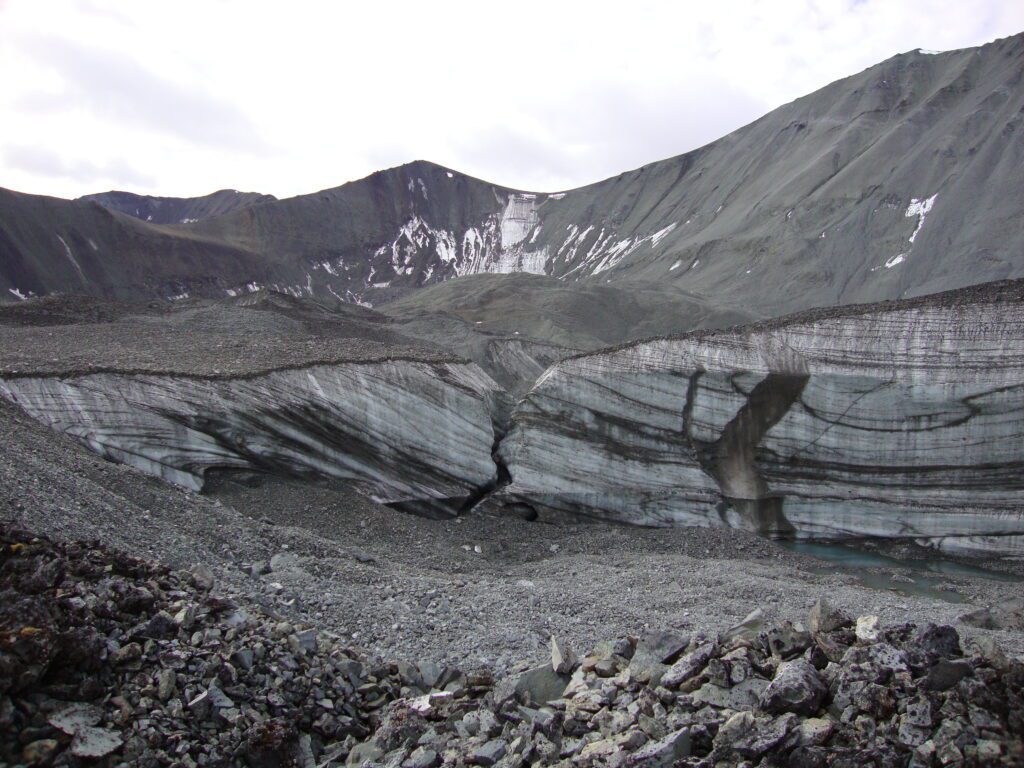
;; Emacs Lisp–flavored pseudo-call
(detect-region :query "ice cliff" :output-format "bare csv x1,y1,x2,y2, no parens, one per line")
2,286,1022,554
496,295,1024,555
0,361,506,518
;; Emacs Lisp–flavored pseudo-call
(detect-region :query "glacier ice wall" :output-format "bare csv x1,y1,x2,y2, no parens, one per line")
497,302,1024,554
0,361,506,517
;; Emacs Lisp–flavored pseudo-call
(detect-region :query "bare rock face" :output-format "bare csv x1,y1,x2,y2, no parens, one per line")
497,288,1024,554
0,360,506,517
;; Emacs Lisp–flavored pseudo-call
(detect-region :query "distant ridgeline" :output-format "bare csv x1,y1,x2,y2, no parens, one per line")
1,33,1023,315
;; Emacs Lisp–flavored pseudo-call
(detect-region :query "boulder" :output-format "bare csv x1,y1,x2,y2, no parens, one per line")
692,677,769,709
807,598,852,635
70,726,124,759
550,636,578,675
959,598,1024,631
714,711,796,760
762,620,812,659
470,739,507,766
661,642,716,688
723,608,765,644
759,659,827,716
494,666,570,707
922,659,973,691
855,615,881,643
626,726,690,767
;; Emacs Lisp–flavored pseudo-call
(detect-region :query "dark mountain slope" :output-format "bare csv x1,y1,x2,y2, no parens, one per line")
0,188,283,301
80,188,275,224
186,160,521,303
1,33,1022,317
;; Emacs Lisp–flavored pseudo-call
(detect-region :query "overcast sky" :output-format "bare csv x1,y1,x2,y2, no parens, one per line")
2,0,1022,200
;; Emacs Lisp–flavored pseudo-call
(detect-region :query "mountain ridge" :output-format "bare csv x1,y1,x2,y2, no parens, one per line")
80,188,275,225
2,32,1022,321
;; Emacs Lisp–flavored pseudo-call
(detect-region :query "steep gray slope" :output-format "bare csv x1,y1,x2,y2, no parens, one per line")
536,34,1024,315
0,187,287,302
80,188,275,224
2,33,1022,314
495,280,1024,556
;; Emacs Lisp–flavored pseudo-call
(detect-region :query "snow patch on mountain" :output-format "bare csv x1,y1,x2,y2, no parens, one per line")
906,194,937,243
364,191,553,285
565,222,682,276
499,194,541,248
650,223,677,247
56,235,87,283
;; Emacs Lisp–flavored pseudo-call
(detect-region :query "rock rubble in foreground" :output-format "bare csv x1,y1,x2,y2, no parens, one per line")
2,526,1021,768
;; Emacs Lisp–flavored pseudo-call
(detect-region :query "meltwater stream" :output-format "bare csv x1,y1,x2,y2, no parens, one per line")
780,541,1022,604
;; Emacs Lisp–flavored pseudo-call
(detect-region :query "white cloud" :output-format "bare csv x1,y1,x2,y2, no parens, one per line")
0,0,1021,199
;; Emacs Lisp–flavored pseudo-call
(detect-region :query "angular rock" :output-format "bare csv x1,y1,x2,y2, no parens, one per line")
418,662,443,690
719,712,796,759
627,726,690,767
137,610,178,640
782,717,835,749
661,642,715,688
902,696,936,728
692,677,769,709
470,739,507,766
21,739,59,766
594,654,627,678
494,666,569,707
157,669,176,702
723,608,765,644
763,620,812,660
855,615,881,643
292,628,318,654
923,659,973,691
551,636,578,675
404,747,440,768
913,623,961,662
807,598,852,635
48,702,102,735
959,598,1024,630
348,741,384,766
760,659,827,716
71,726,124,759
840,642,909,678
190,563,215,590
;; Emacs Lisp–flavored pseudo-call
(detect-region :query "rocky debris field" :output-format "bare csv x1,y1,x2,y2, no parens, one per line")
2,524,1023,767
